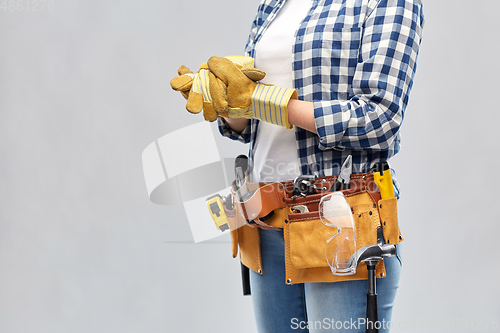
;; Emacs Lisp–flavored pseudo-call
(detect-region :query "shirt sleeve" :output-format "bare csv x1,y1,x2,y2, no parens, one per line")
314,0,425,151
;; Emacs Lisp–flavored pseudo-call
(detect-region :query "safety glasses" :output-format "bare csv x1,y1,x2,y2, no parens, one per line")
319,192,357,276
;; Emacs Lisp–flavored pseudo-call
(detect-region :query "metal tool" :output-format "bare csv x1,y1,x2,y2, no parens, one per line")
233,155,251,296
291,205,309,213
329,155,352,191
234,155,247,189
234,155,253,202
346,243,396,333
291,175,326,200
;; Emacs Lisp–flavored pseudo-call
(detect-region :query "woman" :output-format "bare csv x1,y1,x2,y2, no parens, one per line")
174,0,424,331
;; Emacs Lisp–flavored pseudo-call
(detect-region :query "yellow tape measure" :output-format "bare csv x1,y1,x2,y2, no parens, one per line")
206,194,230,232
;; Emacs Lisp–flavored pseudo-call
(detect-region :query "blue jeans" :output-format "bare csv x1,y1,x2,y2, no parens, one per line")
249,229,402,333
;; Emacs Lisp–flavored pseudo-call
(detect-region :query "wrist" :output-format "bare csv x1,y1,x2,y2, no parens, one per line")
222,117,249,133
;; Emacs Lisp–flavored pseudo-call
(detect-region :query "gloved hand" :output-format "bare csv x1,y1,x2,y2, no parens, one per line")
170,63,220,122
170,56,262,122
208,56,298,129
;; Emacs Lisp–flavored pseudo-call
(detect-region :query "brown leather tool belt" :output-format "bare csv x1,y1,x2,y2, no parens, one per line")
226,171,403,285
230,172,382,230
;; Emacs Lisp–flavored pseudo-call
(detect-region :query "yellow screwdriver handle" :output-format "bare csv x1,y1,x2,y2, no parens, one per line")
373,168,395,199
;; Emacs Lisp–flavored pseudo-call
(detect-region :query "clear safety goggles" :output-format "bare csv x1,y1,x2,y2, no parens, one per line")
319,192,357,276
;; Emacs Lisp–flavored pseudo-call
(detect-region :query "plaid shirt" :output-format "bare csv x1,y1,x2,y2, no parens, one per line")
218,0,424,196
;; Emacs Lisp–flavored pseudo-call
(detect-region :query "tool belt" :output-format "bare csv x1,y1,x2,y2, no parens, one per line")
225,171,403,285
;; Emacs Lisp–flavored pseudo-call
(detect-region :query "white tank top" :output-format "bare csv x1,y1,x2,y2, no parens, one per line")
250,0,312,183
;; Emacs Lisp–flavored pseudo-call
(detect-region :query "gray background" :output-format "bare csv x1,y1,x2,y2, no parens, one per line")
1,0,499,332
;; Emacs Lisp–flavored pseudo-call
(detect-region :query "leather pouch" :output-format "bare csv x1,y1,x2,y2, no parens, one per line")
228,193,263,274
283,191,396,284
225,196,239,259
378,197,403,245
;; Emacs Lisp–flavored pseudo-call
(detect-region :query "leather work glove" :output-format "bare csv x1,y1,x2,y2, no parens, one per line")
208,56,298,129
170,56,259,122
170,63,219,121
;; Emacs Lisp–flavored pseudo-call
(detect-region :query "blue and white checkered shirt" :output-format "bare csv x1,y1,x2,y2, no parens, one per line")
218,0,424,197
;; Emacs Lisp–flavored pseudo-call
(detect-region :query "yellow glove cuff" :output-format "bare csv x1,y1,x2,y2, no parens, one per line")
251,84,297,129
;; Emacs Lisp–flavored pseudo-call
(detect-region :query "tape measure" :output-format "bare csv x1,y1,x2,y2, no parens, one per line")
206,194,230,232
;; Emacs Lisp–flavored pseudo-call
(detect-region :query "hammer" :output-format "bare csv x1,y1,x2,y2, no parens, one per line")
347,238,396,333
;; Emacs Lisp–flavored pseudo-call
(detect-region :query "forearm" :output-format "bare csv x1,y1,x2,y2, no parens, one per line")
222,99,316,134
288,99,316,134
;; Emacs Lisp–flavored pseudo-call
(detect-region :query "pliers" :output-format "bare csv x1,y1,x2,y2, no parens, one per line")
329,155,352,191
